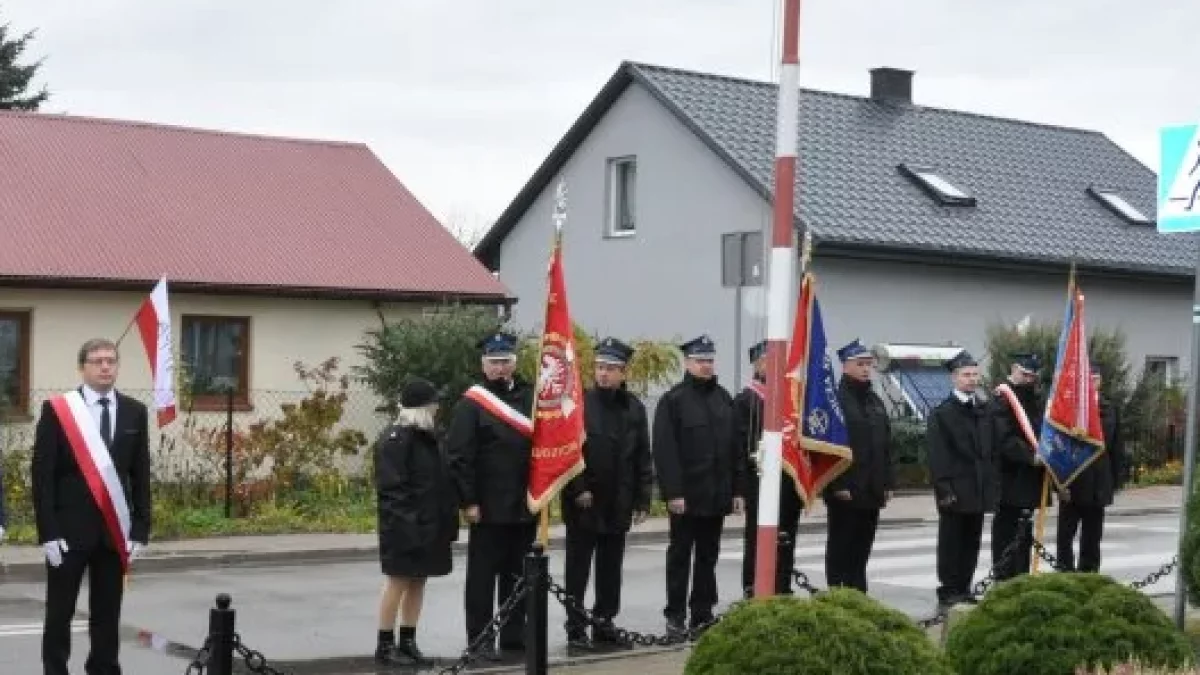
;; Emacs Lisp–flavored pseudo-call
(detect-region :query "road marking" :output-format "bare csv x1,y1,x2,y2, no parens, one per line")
0,620,87,638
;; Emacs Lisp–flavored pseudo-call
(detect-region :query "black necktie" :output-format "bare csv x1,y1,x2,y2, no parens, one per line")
98,398,111,448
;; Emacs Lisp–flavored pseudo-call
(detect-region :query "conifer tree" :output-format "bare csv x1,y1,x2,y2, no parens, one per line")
0,15,49,111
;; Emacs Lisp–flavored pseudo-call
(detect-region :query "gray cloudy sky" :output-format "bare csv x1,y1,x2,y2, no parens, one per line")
2,1,1193,239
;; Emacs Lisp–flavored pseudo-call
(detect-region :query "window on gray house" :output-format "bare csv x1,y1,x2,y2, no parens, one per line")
607,157,637,235
897,163,976,206
0,310,31,415
181,314,251,410
721,231,764,287
1144,356,1179,388
1086,186,1153,225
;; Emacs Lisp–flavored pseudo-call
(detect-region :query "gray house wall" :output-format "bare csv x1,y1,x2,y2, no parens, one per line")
496,82,770,391
495,83,1194,397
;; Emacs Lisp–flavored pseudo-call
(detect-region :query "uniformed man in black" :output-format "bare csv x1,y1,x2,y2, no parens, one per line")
926,350,997,608
446,332,535,660
990,353,1049,581
823,338,894,593
1056,361,1127,572
653,334,744,636
561,337,653,650
735,339,800,597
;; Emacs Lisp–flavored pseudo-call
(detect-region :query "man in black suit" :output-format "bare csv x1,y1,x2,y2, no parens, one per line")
32,337,152,675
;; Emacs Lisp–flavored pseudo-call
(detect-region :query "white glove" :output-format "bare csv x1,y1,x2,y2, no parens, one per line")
128,541,146,561
44,539,69,567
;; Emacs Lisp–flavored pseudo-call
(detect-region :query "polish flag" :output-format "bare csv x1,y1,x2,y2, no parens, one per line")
134,277,177,427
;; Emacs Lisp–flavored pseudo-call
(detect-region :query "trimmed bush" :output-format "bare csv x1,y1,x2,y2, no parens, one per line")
684,588,952,675
945,572,1194,675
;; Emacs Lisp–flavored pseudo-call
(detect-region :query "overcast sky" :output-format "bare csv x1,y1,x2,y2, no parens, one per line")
2,1,1193,240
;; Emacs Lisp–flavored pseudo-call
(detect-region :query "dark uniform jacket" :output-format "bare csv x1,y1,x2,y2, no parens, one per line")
374,424,459,576
31,391,152,550
561,385,653,533
824,378,894,510
733,378,801,510
653,373,744,517
991,382,1051,509
446,377,536,524
926,393,998,514
1066,396,1126,507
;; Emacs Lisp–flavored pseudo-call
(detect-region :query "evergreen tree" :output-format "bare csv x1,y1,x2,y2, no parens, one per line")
0,16,49,111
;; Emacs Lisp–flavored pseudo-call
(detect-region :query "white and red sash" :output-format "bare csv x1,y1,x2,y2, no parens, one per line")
994,383,1039,451
746,380,767,400
49,390,131,570
463,385,533,439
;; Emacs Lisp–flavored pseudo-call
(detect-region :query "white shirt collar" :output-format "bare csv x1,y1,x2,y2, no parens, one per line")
953,389,972,404
81,384,116,405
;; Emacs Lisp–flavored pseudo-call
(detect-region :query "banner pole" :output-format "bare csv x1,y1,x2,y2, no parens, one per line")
1031,472,1050,573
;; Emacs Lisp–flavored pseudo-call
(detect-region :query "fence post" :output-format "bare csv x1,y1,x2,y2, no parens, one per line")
524,543,548,675
224,385,234,519
207,593,236,675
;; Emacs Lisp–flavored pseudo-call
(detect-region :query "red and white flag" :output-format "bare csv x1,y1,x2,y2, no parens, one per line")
134,277,177,427
526,233,586,514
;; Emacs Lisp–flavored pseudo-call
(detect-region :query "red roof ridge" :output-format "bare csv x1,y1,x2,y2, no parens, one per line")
0,108,366,150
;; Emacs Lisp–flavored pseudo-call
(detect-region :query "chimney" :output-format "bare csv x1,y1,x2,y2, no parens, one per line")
869,67,913,104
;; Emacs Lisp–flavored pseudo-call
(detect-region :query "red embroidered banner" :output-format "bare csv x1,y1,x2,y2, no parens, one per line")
526,235,586,514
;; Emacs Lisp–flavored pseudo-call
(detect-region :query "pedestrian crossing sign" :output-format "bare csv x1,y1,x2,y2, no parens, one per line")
1158,123,1200,233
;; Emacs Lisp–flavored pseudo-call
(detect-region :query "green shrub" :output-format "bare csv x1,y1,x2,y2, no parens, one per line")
684,588,952,675
945,572,1194,675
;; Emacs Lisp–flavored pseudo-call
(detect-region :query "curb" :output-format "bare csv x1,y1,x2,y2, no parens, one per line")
0,506,1181,582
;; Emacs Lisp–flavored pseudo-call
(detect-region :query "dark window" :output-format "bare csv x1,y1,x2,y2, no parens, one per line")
607,157,637,235
181,315,250,408
721,231,764,287
0,310,31,415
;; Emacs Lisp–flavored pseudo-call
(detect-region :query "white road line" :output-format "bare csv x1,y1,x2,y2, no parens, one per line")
0,620,87,638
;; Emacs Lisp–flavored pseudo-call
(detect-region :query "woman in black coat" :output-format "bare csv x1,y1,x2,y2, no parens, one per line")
374,377,458,667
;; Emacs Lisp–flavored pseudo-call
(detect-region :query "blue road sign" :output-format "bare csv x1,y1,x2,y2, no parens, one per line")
1159,123,1200,233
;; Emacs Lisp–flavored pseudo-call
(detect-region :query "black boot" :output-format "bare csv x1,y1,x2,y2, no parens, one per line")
396,626,433,667
375,629,403,665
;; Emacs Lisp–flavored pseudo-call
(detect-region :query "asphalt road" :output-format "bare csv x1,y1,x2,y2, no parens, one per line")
0,512,1184,674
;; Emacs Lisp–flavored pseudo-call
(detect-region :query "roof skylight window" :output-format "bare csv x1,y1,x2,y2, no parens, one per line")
897,164,976,206
1087,186,1152,225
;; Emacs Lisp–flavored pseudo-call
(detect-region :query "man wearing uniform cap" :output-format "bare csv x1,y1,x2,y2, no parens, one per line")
1055,359,1127,573
990,352,1049,581
560,337,652,650
734,339,800,597
446,331,536,660
925,350,998,608
652,334,744,637
823,338,894,593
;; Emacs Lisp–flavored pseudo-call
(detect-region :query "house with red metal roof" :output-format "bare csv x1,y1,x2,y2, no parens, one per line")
0,110,509,428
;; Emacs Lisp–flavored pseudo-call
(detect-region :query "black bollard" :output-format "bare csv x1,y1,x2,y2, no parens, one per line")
207,593,236,675
524,543,549,675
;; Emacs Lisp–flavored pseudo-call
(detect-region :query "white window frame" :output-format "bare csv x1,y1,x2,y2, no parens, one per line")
1144,355,1180,386
606,156,637,237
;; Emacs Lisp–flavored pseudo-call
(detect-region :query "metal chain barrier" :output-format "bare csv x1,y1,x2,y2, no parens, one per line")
1030,539,1179,591
545,572,734,648
231,634,291,675
437,577,531,675
184,636,214,675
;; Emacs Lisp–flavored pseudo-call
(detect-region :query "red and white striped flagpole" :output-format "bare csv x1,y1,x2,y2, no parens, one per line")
754,0,803,598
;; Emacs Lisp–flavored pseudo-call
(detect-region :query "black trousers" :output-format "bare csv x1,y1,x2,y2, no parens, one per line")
936,510,984,603
824,502,881,593
563,526,627,634
464,522,536,647
741,486,800,594
43,543,124,675
1057,503,1105,572
664,514,723,624
992,506,1034,581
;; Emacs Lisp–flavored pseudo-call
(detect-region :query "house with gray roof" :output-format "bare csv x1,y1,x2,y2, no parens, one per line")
474,61,1194,409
